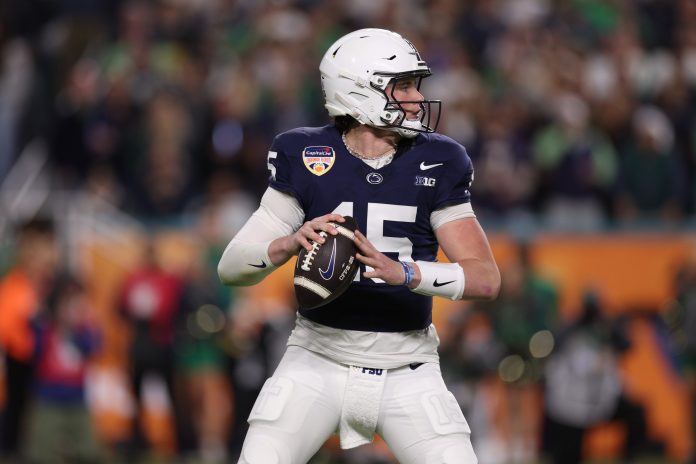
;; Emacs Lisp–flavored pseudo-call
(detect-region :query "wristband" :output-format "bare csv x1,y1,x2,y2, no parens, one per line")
400,261,415,286
410,261,465,300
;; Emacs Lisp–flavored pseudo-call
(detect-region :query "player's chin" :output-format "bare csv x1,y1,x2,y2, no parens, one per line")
402,107,421,118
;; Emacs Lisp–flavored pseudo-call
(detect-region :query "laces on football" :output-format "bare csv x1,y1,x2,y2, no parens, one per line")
300,231,327,271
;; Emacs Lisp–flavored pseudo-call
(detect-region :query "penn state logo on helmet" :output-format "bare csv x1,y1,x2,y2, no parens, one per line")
303,146,335,176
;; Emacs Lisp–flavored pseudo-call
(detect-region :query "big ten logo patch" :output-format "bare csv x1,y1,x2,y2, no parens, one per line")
415,175,436,187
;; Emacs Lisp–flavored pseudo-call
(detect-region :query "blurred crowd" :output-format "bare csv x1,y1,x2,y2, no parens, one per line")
1,0,696,463
1,0,696,230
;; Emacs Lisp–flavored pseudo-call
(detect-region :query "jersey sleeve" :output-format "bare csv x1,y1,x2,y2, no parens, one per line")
433,141,474,210
267,134,299,198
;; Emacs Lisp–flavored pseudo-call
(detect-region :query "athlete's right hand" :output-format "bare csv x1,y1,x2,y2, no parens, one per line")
291,214,346,253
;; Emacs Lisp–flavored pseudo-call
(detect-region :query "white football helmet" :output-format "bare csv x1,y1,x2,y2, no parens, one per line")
320,28,441,138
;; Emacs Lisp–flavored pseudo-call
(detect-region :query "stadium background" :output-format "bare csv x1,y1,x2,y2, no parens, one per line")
0,0,695,463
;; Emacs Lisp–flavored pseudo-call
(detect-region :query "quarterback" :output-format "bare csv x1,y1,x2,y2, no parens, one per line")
218,28,500,464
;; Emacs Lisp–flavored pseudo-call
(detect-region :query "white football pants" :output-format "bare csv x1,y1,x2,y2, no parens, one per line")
238,345,477,464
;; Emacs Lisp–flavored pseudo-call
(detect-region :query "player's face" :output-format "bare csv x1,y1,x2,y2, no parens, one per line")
387,77,424,120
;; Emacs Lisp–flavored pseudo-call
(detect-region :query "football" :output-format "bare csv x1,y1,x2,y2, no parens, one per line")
294,216,360,309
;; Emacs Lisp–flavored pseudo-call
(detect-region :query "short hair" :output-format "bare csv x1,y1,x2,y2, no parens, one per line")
333,115,359,133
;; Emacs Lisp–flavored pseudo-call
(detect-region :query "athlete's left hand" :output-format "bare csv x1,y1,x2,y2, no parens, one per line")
354,230,407,285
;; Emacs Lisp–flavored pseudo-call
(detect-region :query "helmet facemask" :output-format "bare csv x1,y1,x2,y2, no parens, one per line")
375,72,441,138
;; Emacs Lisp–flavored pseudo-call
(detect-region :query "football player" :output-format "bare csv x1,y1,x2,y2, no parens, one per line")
218,28,500,464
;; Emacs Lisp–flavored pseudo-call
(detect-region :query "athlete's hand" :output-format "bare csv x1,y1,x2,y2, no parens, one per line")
268,214,345,267
292,214,345,253
354,230,406,285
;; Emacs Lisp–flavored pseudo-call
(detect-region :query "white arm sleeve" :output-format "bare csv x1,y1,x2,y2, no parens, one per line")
217,187,305,286
430,202,475,230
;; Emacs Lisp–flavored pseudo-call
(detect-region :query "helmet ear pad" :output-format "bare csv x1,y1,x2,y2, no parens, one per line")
331,89,382,126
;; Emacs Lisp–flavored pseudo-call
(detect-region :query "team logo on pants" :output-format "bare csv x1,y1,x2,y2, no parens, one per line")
303,146,335,176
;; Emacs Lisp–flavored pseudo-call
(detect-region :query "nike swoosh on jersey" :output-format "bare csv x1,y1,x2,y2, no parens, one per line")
319,238,337,280
420,162,444,170
248,261,267,269
433,279,455,287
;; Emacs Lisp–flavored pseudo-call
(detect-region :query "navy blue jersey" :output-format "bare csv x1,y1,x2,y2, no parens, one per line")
268,125,474,332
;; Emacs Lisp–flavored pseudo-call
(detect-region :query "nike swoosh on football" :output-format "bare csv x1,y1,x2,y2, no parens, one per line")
433,279,455,287
420,162,444,170
319,238,337,280
248,261,267,269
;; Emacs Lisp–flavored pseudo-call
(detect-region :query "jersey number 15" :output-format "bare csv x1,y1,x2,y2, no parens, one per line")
333,201,416,283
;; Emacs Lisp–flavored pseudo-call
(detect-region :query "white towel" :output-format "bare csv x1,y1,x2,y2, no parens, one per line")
339,365,387,449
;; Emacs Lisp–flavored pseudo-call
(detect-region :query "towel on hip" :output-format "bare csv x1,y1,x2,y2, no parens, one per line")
339,365,387,449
